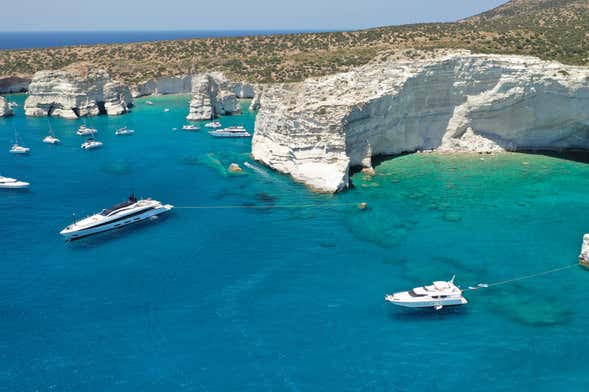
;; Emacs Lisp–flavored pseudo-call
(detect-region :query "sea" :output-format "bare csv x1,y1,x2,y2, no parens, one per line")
0,30,317,50
1,94,589,391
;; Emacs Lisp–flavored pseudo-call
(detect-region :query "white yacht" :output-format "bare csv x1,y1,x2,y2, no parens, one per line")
385,276,468,310
81,138,103,150
182,124,200,131
9,144,30,154
115,127,135,135
43,135,61,144
205,121,222,128
76,125,98,136
163,108,170,112
0,176,29,189
208,126,251,138
60,194,173,240
8,101,18,108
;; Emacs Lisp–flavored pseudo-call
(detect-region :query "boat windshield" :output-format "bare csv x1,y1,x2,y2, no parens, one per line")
408,289,426,297
100,195,138,216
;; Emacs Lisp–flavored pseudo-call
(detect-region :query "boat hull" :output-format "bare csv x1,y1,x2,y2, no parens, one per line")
61,205,173,240
0,181,29,189
385,294,467,309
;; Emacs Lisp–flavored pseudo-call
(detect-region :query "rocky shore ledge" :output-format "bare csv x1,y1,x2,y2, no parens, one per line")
24,69,132,119
252,52,589,193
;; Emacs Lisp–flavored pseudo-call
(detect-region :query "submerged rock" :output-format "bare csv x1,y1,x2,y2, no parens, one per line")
228,163,244,173
252,52,589,193
24,69,132,119
0,96,13,117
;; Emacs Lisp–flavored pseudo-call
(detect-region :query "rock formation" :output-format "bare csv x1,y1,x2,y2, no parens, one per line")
252,52,589,192
185,74,244,121
133,73,255,99
579,234,589,266
24,70,132,119
0,96,13,117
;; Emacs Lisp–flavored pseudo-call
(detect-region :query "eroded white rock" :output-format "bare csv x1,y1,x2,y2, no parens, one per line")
252,52,589,192
24,70,133,119
0,96,13,117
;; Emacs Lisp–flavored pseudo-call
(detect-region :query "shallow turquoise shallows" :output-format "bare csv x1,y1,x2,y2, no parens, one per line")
2,94,589,391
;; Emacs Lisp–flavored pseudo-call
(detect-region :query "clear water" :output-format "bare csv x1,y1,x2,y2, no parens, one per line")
2,94,589,391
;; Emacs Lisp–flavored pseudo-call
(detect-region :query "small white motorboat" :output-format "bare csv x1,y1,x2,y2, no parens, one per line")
81,138,103,150
205,121,222,128
146,100,154,105
115,127,135,136
208,126,251,138
163,108,170,112
182,124,200,131
77,125,98,136
8,101,18,108
9,144,30,154
0,176,29,189
385,276,468,310
43,135,61,144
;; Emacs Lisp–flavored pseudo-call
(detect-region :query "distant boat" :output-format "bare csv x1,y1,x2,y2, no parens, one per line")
208,126,251,138
8,101,18,108
115,126,135,136
146,100,154,105
81,137,103,150
77,125,98,136
163,108,170,112
9,144,30,154
182,124,200,131
0,175,29,189
43,135,61,144
205,121,222,128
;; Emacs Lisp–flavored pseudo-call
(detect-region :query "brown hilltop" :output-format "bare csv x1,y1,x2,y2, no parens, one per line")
0,0,587,85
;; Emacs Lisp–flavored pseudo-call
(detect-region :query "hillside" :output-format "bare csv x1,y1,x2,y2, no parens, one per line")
0,0,587,85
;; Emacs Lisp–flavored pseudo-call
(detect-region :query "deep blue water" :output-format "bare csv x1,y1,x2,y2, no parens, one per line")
0,30,317,50
2,94,589,391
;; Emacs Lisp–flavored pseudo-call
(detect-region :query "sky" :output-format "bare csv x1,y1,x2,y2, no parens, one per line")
2,0,508,31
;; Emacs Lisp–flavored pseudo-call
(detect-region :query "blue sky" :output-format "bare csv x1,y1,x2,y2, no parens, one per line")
3,0,507,31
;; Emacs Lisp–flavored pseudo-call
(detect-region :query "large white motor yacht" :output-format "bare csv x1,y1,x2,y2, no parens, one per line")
0,176,29,189
60,194,173,240
76,125,98,136
9,144,30,154
208,126,251,138
385,276,468,310
81,138,103,150
204,121,221,128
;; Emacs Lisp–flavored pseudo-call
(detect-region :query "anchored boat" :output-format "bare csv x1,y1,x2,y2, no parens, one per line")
60,193,173,240
208,126,251,138
0,176,29,189
385,276,467,310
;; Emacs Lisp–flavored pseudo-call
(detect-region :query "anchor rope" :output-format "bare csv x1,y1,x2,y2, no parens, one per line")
465,263,579,291
174,202,361,210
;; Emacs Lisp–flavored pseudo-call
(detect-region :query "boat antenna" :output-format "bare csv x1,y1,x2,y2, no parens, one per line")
450,275,456,284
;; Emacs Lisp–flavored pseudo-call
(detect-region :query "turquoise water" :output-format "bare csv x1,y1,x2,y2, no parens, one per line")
2,94,589,391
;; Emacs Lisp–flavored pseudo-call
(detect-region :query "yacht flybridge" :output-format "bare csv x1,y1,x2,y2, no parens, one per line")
0,176,29,189
385,276,468,310
60,194,173,240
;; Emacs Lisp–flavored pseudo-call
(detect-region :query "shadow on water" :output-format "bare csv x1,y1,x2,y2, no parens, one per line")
64,214,172,249
387,305,469,322
518,149,589,164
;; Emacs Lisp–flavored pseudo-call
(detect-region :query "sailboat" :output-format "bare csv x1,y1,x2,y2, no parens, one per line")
9,130,30,154
43,122,61,144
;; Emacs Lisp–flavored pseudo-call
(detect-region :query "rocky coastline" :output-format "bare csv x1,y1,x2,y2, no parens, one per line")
0,96,13,117
252,52,589,193
24,69,133,119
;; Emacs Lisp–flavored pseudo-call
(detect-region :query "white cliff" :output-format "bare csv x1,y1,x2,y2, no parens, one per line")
252,52,589,192
185,73,243,121
24,70,132,119
133,73,255,98
579,234,589,266
0,76,30,94
0,96,13,117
